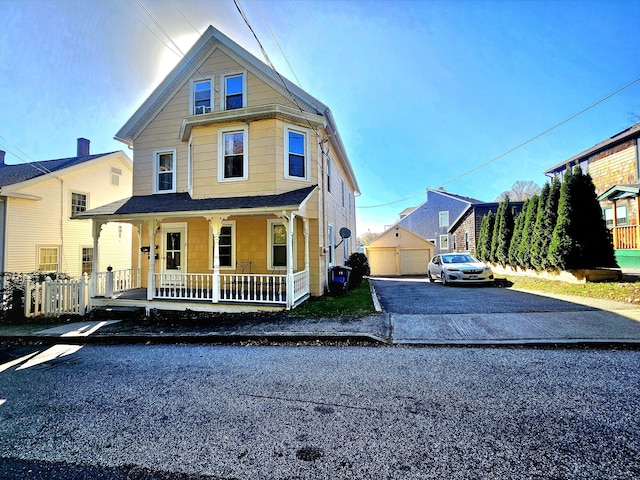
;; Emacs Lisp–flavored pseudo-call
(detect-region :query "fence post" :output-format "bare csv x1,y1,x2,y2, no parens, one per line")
24,277,31,318
79,273,87,315
44,276,52,317
106,266,114,297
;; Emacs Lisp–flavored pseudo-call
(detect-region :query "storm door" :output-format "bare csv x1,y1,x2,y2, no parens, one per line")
161,224,187,285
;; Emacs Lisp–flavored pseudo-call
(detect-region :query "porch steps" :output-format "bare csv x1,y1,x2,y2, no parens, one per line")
92,305,146,319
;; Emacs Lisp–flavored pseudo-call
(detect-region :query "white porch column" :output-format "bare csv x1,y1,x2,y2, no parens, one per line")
89,219,105,300
303,217,309,272
286,213,295,309
147,218,159,301
208,216,227,303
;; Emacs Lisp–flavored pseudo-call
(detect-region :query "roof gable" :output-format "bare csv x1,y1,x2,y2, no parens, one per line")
365,226,434,248
115,25,328,146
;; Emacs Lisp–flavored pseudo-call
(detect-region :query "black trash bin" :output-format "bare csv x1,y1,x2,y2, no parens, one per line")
328,266,351,296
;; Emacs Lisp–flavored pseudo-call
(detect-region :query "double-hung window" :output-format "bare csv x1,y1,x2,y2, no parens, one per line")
603,205,628,227
268,220,291,269
71,192,87,217
81,247,93,275
154,149,176,193
439,211,449,227
285,127,307,179
210,221,235,269
224,73,244,110
193,78,212,114
38,246,59,272
218,126,248,181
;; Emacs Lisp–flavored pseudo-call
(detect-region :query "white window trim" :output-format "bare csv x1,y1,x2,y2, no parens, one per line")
440,234,449,250
208,220,236,271
217,125,249,182
220,71,247,110
267,219,296,270
153,148,177,194
326,157,332,193
190,76,214,115
439,211,449,227
327,224,335,267
37,245,60,272
70,190,89,218
284,124,310,181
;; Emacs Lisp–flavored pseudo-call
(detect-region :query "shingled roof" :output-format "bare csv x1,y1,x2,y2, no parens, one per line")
0,153,116,188
74,185,318,219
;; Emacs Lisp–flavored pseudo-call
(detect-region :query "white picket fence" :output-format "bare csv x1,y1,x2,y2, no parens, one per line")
24,274,89,318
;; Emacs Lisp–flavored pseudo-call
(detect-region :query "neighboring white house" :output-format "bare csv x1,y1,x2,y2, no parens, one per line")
0,138,133,277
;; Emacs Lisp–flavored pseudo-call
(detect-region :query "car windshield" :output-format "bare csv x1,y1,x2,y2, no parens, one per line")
442,254,477,264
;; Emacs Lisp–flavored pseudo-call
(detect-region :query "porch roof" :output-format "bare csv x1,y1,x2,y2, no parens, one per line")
74,185,317,220
598,183,640,201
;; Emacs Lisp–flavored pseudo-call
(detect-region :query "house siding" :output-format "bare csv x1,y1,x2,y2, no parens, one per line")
3,155,133,277
588,143,637,196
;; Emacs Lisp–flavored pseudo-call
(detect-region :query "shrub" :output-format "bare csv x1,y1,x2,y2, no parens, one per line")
345,252,370,289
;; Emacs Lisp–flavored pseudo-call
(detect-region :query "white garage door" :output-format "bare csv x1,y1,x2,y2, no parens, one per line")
368,248,397,276
399,249,430,275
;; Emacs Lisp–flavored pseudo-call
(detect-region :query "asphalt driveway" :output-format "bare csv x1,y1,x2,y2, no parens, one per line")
370,276,598,315
369,276,640,344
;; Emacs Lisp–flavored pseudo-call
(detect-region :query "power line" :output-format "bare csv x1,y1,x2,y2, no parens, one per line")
357,75,640,209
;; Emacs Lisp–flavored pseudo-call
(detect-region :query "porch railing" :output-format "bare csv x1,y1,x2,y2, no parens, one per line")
151,270,310,306
611,225,639,250
95,268,141,297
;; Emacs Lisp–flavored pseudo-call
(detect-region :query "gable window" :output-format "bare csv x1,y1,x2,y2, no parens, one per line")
81,247,93,275
110,167,121,186
440,235,449,250
269,221,288,269
285,127,307,179
38,246,59,272
210,222,235,269
218,126,248,181
439,211,449,227
224,73,244,110
193,78,212,114
71,192,87,217
154,149,176,193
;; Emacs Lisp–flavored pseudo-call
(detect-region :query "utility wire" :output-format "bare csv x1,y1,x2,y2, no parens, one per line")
358,75,640,209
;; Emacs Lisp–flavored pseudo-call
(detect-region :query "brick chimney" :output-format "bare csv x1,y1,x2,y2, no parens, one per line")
0,150,5,166
77,138,90,157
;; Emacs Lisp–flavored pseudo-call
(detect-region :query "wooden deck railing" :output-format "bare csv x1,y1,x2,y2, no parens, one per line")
611,225,639,250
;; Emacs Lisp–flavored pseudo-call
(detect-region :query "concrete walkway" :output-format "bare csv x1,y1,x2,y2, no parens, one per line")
2,289,640,347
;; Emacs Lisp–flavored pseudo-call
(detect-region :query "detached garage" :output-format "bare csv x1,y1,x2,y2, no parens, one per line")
364,226,434,276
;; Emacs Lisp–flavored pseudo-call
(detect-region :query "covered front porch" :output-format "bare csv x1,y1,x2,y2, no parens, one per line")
76,187,318,313
599,184,640,268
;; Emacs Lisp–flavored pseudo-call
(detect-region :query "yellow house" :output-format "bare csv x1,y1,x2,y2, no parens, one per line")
77,26,360,312
0,139,133,278
364,226,434,276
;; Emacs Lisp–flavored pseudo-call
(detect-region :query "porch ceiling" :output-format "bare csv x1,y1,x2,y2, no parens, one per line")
73,185,317,222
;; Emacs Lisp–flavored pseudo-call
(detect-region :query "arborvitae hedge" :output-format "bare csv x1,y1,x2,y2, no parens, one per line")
478,167,616,271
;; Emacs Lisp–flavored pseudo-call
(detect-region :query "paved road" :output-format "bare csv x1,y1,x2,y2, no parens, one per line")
1,344,639,479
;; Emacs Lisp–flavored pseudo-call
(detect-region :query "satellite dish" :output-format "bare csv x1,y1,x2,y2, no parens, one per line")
339,227,352,239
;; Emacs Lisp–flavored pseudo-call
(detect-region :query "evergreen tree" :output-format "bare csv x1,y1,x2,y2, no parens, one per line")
537,176,561,270
548,165,616,269
529,182,550,270
508,198,528,266
496,198,514,265
515,194,539,268
548,167,575,270
476,211,494,262
490,200,505,263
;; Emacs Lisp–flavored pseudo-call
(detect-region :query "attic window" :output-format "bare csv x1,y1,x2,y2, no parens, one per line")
154,149,176,193
110,167,121,186
224,74,244,110
193,79,212,114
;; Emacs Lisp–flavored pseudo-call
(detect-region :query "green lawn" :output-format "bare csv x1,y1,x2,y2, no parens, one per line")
504,275,640,305
288,279,377,317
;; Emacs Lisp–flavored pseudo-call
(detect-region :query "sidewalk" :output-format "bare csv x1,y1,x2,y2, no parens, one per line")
2,289,640,347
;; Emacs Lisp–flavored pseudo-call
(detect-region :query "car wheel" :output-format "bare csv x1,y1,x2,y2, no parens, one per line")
427,272,434,283
441,272,449,286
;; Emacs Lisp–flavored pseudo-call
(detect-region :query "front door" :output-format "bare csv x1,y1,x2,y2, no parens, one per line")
161,224,187,284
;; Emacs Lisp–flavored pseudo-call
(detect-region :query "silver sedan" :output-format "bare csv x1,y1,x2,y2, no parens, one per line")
428,253,494,285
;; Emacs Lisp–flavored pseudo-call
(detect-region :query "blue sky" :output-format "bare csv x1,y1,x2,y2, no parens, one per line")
2,0,640,235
